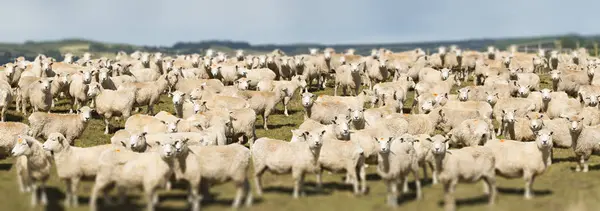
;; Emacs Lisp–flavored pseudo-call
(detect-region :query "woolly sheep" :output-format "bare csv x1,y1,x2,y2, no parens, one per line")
428,135,497,211
252,129,326,198
567,115,600,172
484,129,553,199
68,68,96,112
42,133,113,207
20,77,53,115
402,109,446,136
115,140,177,211
457,86,490,102
28,106,93,145
121,73,170,115
316,90,377,109
333,62,363,96
0,80,13,121
124,114,176,134
498,109,537,142
11,135,52,206
0,122,30,159
235,89,290,130
257,75,307,116
448,118,492,147
186,143,253,208
375,136,422,207
546,97,582,119
87,82,137,134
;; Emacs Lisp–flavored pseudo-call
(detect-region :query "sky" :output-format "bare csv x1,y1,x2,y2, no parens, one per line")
3,0,599,46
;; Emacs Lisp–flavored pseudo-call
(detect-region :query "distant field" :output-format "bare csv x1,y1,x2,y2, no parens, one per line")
0,75,599,211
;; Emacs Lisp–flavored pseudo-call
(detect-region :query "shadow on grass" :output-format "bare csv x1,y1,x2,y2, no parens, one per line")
273,109,301,116
437,194,491,207
497,187,553,197
553,156,577,164
0,163,12,171
45,186,65,211
258,123,296,130
4,112,24,122
263,185,331,197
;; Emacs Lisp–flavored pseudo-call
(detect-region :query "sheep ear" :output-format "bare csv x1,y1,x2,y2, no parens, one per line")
120,141,127,147
160,120,167,125
141,132,148,136
549,131,554,136
320,130,326,136
155,141,161,146
388,137,394,142
426,138,433,143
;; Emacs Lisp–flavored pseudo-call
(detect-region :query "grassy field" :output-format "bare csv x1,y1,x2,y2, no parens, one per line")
1,77,600,211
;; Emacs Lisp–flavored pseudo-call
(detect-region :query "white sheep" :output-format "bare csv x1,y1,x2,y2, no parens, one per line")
115,140,177,211
402,109,446,136
87,82,137,134
11,135,52,206
28,106,93,145
484,130,553,199
252,129,325,198
375,136,422,207
0,80,13,121
186,143,253,208
235,89,290,130
124,114,175,134
20,78,53,115
68,68,96,112
316,90,378,109
121,73,170,115
428,135,497,211
448,118,492,147
333,62,363,96
257,75,307,116
42,133,112,207
0,122,30,159
568,115,600,173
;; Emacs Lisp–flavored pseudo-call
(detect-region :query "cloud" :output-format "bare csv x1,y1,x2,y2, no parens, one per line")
1,0,599,46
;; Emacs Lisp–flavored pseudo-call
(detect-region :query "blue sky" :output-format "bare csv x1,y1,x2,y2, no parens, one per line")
3,0,598,46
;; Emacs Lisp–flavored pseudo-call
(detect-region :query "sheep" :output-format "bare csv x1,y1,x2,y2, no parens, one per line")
0,122,30,159
124,114,177,134
186,143,253,208
226,108,258,145
488,97,536,134
363,93,404,126
89,145,139,211
303,54,332,90
115,140,178,211
457,86,490,101
552,69,592,96
252,129,326,198
42,133,112,207
28,106,93,145
428,135,497,211
546,96,582,119
20,78,53,115
402,109,446,136
375,136,422,207
316,89,377,109
169,91,196,118
0,80,13,121
499,109,538,142
508,67,541,90
257,75,307,116
484,130,553,199
121,73,170,115
87,82,137,134
441,100,493,119
128,65,163,82
10,135,52,206
579,107,600,126
244,68,277,88
448,118,492,147
373,76,416,103
235,88,290,130
333,62,363,96
68,68,96,112
567,115,600,173
210,64,246,85
0,62,25,87
175,78,225,95
438,107,485,134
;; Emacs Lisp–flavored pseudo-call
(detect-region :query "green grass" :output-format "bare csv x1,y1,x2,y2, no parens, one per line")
1,78,600,211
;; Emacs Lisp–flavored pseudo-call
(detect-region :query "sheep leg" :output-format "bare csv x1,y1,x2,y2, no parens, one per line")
429,162,438,185
232,181,245,208
443,181,457,211
243,179,253,207
30,183,38,206
524,173,535,199
413,169,422,200
64,179,72,207
359,163,367,194
190,187,201,211
15,93,21,112
147,105,154,115
145,190,156,211
71,177,80,207
1,108,5,122
583,157,589,173
576,155,584,172
346,166,359,195
117,186,127,204
292,171,305,199
283,96,290,116
253,165,266,196
386,180,398,207
483,176,497,205
16,170,27,193
421,164,429,182
334,82,338,96
262,111,270,130
40,183,48,205
103,118,111,134
342,86,348,96
315,169,323,190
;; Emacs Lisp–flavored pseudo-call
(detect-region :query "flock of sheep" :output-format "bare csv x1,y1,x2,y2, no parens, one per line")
0,44,599,211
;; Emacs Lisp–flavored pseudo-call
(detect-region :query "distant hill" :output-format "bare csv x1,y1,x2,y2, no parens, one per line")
0,34,598,65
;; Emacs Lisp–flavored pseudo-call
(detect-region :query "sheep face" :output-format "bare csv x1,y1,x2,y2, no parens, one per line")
192,100,207,114
163,59,174,72
332,114,351,136
349,108,365,123
440,68,451,80
167,120,180,133
42,61,53,73
205,49,215,58
587,67,595,78
38,78,53,92
258,55,267,67
527,114,544,131
458,88,470,101
535,130,554,149
78,106,93,123
211,66,221,77
129,132,148,151
98,69,111,82
156,141,176,159
301,92,314,108
584,94,598,107
309,48,319,56
517,84,531,97
79,68,96,84
234,79,250,90
550,70,561,81
438,46,447,55
173,138,189,154
42,133,68,153
421,100,435,114
501,109,517,124
11,135,33,157
376,137,393,154
485,92,499,106
140,53,151,67
304,129,325,150
567,116,585,132
236,66,248,77
87,83,101,98
4,63,15,78
428,135,449,155
235,50,244,60
324,51,332,60
294,56,305,68
540,89,552,102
